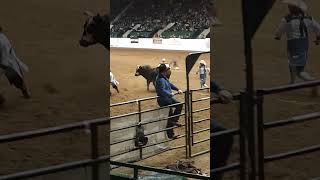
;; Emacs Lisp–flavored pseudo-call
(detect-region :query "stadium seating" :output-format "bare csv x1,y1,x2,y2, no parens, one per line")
111,0,210,39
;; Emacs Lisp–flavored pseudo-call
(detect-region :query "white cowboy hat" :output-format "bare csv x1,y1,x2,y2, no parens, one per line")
282,0,308,12
199,60,206,65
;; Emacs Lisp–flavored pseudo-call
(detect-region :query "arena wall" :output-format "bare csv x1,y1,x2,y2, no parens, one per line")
110,38,210,52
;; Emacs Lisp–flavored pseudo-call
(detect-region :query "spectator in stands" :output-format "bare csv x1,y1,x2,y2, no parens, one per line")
111,0,212,38
155,64,183,139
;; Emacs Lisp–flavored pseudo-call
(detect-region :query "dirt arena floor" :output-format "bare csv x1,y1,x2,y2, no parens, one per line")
0,0,108,175
213,0,320,179
110,48,211,175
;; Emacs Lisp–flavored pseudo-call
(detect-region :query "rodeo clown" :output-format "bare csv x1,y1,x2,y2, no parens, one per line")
210,81,234,180
110,71,119,93
0,26,31,104
196,60,210,88
275,0,320,84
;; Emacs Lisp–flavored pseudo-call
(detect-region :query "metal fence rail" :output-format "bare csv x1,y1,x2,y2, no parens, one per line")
256,80,320,180
3,80,318,180
110,161,210,180
210,80,320,179
189,88,210,157
0,156,110,180
0,117,109,180
110,87,211,164
210,93,244,178
110,91,189,162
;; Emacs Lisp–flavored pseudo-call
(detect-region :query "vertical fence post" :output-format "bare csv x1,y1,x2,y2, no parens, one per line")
248,92,257,180
134,166,139,180
185,90,192,159
184,92,189,159
239,92,248,180
182,91,190,159
138,100,143,160
90,124,99,180
256,93,264,180
190,91,194,146
241,0,256,178
188,91,193,158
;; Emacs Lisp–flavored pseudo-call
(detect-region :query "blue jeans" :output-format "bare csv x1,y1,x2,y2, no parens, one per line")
211,118,234,180
287,38,308,66
200,74,206,88
157,97,183,138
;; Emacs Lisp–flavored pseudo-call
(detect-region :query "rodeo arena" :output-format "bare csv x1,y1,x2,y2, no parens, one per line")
110,0,211,179
1,0,320,180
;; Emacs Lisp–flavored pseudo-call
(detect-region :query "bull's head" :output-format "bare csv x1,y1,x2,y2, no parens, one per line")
135,65,142,76
79,11,109,49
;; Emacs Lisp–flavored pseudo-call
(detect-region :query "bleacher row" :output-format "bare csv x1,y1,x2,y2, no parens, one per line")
110,0,211,39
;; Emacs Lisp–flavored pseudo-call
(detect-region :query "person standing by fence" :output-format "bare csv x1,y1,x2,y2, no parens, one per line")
210,81,234,180
155,64,183,139
275,0,320,86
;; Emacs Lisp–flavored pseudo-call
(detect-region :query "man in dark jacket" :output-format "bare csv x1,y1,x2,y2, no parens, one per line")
155,64,183,139
211,81,234,180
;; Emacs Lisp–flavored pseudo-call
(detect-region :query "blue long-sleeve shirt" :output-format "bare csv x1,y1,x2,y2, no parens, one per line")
211,81,221,94
156,73,179,98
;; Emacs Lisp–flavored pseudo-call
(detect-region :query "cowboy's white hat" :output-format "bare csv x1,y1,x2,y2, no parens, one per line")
282,0,308,12
199,60,206,65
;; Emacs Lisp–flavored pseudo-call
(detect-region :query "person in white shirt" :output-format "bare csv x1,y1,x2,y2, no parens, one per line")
169,59,180,70
275,0,320,84
0,27,30,101
196,60,210,88
110,71,119,93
